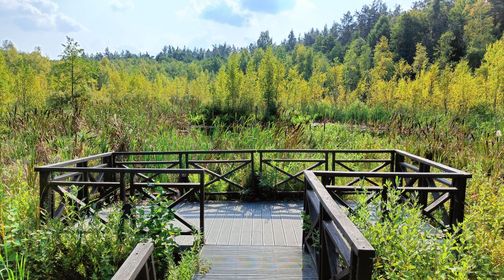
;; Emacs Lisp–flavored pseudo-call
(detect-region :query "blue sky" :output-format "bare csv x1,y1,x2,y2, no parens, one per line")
0,0,413,58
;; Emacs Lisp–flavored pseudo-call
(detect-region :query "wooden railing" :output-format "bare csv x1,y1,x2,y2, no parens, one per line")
112,242,156,280
304,170,375,279
36,149,471,280
35,155,205,236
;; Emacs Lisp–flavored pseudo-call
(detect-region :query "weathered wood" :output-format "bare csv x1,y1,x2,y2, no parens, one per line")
314,171,471,179
35,152,113,169
305,170,375,280
112,242,156,280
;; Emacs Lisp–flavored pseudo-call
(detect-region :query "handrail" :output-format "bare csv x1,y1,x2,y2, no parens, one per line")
313,171,472,179
304,170,375,279
35,152,113,169
305,171,373,252
112,242,156,280
36,167,205,174
395,150,469,175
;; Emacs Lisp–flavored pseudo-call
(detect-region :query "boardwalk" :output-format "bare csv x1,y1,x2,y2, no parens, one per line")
174,201,317,279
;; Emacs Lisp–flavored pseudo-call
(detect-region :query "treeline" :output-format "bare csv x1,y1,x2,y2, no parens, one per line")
1,0,503,133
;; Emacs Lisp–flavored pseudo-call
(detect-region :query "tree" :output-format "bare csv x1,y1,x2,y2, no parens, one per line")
224,53,243,112
257,31,273,50
355,0,388,38
339,12,356,47
50,37,92,139
293,45,314,81
391,11,428,63
0,51,13,119
426,0,449,55
464,0,495,68
259,48,281,121
436,31,456,68
479,37,504,113
342,38,372,93
372,37,395,81
490,0,504,37
368,15,391,48
412,43,429,75
286,30,297,51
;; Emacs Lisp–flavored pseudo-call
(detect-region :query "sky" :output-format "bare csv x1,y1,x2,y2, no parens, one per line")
0,0,414,58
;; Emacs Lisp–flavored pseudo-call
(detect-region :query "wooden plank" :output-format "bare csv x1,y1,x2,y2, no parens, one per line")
206,203,228,245
217,203,236,245
251,203,263,246
111,242,154,280
271,203,286,246
195,245,317,279
261,203,274,246
240,203,254,246
228,203,245,245
279,203,299,246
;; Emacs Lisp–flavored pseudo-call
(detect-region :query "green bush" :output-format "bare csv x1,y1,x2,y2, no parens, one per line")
350,188,498,279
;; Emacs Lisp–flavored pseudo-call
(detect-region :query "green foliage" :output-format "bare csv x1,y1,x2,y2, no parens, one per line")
0,1,504,278
351,189,477,279
166,234,207,280
135,195,181,276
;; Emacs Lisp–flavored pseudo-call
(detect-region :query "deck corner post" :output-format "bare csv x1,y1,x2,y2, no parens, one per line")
418,162,430,208
393,152,405,173
39,170,53,221
318,206,330,280
450,177,467,227
353,248,374,280
199,171,205,239
77,161,89,206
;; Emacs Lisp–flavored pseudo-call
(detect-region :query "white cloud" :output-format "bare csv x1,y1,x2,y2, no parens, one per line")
0,0,83,32
110,0,134,11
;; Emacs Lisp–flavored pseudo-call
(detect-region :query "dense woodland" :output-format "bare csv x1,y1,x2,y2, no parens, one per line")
1,0,504,132
1,0,504,279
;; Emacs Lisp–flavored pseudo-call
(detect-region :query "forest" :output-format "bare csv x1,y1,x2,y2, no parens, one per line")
0,0,503,279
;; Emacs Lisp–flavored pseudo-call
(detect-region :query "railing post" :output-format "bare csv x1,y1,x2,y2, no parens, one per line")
129,172,136,197
39,170,53,220
393,152,405,187
259,151,263,176
381,177,388,219
120,172,131,217
418,163,430,208
250,151,255,188
319,206,330,279
77,161,89,204
199,171,205,241
450,177,467,227
302,175,309,253
324,152,329,171
352,249,375,280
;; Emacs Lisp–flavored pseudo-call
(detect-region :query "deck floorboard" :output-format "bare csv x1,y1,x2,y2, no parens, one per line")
173,201,316,279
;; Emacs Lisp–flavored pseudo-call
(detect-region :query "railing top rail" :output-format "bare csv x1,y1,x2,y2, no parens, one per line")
114,150,256,155
35,166,205,174
305,170,374,253
36,152,114,169
313,170,472,179
258,149,395,153
111,242,154,280
113,149,395,156
395,149,469,175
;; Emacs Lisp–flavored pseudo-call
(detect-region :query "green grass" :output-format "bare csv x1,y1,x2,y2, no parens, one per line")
1,107,503,278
